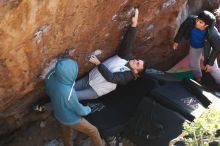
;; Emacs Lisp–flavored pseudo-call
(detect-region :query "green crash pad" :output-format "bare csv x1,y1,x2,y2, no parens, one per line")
169,71,194,79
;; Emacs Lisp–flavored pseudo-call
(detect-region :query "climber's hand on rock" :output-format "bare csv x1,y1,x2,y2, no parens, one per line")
89,55,101,65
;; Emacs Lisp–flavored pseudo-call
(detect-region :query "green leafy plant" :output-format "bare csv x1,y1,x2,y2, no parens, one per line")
183,105,220,146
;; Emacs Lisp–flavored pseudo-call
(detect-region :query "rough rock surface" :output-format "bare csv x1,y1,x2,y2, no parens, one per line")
0,0,219,137
0,0,187,113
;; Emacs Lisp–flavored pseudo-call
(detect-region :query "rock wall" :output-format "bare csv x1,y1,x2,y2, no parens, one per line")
0,0,185,114
0,0,219,136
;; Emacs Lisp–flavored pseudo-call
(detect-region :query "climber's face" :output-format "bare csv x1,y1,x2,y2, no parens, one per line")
129,59,144,74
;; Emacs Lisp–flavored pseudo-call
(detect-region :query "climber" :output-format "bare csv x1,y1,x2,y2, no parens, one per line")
75,8,146,101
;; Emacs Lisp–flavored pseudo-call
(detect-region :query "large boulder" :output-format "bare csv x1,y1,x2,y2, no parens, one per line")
0,0,186,114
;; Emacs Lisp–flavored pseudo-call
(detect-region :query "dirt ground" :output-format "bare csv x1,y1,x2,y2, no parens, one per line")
2,111,134,146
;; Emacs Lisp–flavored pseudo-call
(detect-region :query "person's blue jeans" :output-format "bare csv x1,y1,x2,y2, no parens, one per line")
75,75,99,101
